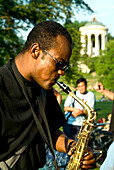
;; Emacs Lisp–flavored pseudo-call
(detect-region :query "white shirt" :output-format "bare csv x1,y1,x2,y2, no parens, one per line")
100,141,114,170
64,90,95,125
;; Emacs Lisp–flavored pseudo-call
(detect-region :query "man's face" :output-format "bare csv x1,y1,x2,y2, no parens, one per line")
77,81,87,94
32,35,72,90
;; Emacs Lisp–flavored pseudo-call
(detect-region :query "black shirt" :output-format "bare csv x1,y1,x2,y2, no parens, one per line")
110,101,114,140
0,59,66,169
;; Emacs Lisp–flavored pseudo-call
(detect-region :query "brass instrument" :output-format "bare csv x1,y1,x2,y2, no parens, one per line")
56,81,96,170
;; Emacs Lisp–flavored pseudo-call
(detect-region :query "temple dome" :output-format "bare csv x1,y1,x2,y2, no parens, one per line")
85,17,105,26
79,17,108,32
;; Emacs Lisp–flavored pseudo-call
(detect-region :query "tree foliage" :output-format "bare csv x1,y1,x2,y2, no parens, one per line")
59,20,87,86
107,33,114,41
94,40,114,91
0,0,93,30
0,29,24,65
61,27,82,85
0,0,93,66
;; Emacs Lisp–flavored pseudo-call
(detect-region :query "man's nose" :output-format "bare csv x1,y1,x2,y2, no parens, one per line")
58,70,65,76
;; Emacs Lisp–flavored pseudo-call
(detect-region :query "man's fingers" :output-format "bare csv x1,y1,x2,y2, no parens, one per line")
81,157,95,169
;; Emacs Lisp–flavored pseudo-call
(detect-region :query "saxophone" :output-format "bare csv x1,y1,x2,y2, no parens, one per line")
56,81,96,170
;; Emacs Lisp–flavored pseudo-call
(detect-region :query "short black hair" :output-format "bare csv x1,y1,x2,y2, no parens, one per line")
21,20,72,53
76,77,87,86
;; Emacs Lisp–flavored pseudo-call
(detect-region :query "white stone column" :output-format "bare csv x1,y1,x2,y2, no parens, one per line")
87,34,91,56
80,34,86,55
95,33,99,56
102,34,106,51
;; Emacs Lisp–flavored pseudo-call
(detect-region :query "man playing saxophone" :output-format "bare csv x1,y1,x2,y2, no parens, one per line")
0,21,95,169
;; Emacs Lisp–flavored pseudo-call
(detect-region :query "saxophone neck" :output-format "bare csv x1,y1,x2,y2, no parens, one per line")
56,81,71,94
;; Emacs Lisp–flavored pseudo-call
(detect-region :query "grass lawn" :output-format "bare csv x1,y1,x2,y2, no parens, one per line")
95,100,113,121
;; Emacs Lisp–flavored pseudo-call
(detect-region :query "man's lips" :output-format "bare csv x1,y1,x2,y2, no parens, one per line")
54,76,60,83
51,77,60,85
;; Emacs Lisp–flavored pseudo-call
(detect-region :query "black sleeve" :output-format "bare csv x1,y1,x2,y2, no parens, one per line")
45,89,66,133
110,101,114,133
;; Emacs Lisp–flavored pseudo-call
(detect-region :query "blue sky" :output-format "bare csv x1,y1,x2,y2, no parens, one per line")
73,0,114,36
21,0,114,40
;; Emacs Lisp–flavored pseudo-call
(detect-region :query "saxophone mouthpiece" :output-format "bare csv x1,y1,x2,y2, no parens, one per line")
56,81,71,94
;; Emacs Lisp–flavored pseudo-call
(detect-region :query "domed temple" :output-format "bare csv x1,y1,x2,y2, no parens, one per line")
79,17,108,57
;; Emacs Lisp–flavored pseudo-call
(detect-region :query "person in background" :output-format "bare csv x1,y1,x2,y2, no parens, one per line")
95,82,114,170
97,117,106,124
63,77,96,140
0,21,95,170
104,113,112,131
95,82,114,101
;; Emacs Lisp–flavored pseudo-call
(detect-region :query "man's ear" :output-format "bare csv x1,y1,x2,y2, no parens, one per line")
31,43,40,59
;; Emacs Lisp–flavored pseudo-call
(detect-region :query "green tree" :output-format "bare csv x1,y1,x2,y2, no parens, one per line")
61,27,82,85
94,40,114,91
0,0,93,66
0,29,24,65
107,33,114,41
0,0,93,30
59,20,88,86
65,20,87,30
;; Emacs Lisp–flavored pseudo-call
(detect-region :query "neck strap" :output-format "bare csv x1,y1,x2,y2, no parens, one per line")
12,60,58,169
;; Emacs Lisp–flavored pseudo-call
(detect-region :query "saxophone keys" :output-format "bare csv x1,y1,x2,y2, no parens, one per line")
84,152,89,157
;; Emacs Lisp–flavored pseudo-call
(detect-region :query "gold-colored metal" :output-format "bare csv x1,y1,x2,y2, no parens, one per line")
56,81,96,170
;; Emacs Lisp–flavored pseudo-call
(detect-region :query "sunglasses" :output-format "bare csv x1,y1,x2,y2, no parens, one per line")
40,45,70,71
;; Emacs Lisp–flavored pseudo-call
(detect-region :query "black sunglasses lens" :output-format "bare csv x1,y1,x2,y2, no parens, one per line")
63,65,70,71
56,62,61,70
56,61,69,71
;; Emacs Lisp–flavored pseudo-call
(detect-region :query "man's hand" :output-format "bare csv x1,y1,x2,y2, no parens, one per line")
95,82,104,93
81,147,95,169
68,142,95,169
72,108,83,118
